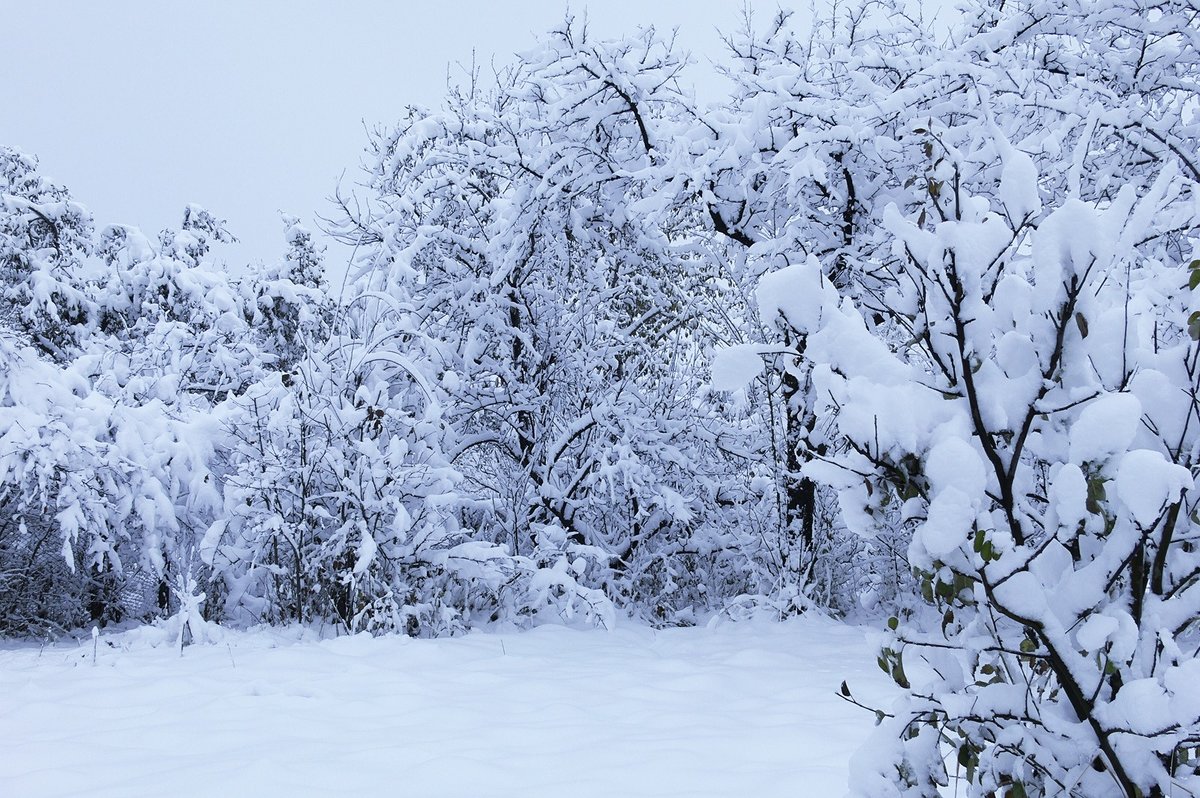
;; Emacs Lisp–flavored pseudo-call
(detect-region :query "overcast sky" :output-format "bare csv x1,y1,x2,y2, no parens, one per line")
2,2,758,273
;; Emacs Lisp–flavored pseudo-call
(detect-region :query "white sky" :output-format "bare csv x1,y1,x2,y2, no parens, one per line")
1,1,755,272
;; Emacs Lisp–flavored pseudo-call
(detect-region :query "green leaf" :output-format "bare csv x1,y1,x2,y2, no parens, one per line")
954,572,974,594
1189,268,1200,290
840,680,852,698
1086,476,1107,514
887,616,899,631
1189,310,1200,342
957,742,977,771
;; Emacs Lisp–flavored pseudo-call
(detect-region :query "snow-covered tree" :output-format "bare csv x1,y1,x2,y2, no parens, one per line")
246,214,332,373
329,20,787,623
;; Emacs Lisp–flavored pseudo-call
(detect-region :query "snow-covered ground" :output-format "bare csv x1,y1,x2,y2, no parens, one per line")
0,617,891,797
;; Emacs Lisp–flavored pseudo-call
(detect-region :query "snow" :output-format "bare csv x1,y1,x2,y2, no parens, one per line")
924,437,986,501
1116,449,1193,527
991,571,1048,621
918,437,987,558
0,618,892,798
756,259,836,335
1068,393,1142,465
1095,677,1173,736
1074,612,1120,651
1165,659,1200,727
998,145,1042,221
709,343,765,391
921,488,978,558
1049,463,1088,531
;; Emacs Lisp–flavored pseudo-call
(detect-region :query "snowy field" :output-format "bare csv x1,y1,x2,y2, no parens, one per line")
0,617,890,797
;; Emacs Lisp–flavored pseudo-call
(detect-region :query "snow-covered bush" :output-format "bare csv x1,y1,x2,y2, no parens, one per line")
210,332,461,632
0,146,94,359
89,209,263,405
713,1,1200,793
793,93,1199,798
809,159,1200,794
0,326,228,632
0,154,267,634
210,282,619,635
